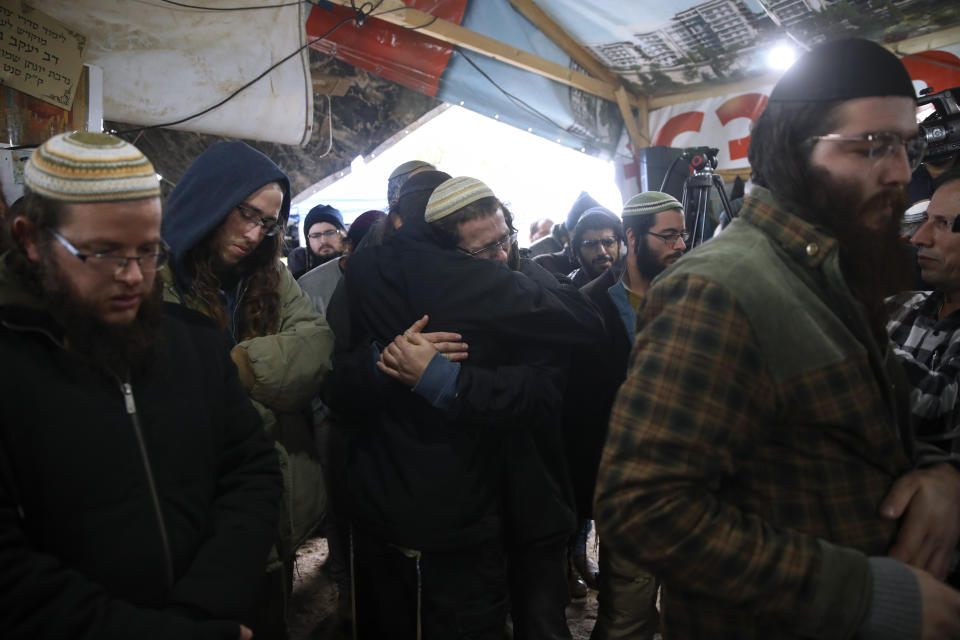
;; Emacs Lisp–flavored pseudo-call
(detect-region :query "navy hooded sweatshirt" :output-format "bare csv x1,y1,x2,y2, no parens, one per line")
162,141,291,295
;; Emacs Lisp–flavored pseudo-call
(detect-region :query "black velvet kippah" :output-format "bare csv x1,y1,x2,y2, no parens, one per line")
769,38,915,102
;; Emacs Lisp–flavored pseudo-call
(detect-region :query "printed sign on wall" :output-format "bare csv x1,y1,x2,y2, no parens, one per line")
0,1,87,109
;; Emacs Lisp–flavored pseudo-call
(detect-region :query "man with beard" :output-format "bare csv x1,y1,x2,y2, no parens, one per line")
887,168,960,457
0,132,281,640
162,141,334,637
595,38,960,639
566,207,623,288
286,204,345,278
574,191,686,640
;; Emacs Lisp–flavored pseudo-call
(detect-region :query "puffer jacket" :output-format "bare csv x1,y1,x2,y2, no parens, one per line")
161,141,334,555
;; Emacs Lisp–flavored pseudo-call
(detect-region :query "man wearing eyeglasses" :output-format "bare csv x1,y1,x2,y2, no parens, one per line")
568,191,687,640
336,176,604,639
286,204,345,279
596,38,960,639
162,140,334,638
0,132,281,640
567,207,623,288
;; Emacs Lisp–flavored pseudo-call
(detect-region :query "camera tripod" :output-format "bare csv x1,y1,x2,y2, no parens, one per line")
661,147,736,249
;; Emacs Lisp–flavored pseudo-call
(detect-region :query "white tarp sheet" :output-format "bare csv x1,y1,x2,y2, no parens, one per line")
31,0,313,145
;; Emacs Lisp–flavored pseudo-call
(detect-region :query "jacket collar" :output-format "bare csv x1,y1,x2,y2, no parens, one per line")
740,186,839,270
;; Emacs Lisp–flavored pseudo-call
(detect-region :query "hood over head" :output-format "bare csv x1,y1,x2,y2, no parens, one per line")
162,141,291,284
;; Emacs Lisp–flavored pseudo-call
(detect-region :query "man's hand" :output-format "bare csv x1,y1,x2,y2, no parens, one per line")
881,463,960,580
908,566,960,639
378,331,436,387
239,624,253,640
405,314,468,362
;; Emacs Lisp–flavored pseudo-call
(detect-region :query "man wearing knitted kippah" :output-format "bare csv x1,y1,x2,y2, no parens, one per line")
596,38,960,639
0,132,280,640
334,175,605,639
572,191,686,640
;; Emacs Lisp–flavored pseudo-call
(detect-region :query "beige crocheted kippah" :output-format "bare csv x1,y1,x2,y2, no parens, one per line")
425,176,496,223
23,131,160,203
622,191,683,218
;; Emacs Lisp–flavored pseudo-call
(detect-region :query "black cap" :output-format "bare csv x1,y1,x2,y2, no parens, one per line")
769,38,915,103
566,191,601,232
304,204,343,233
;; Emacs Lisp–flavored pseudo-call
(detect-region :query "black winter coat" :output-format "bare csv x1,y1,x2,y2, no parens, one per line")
0,296,281,640
333,221,604,551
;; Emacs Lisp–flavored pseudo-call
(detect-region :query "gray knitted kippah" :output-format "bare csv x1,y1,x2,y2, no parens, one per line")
425,176,496,223
622,191,683,217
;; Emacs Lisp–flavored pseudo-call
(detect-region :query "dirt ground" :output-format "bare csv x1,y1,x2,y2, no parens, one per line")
289,532,600,640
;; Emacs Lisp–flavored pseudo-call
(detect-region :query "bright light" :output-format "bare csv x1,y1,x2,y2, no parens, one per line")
294,106,623,248
767,44,797,71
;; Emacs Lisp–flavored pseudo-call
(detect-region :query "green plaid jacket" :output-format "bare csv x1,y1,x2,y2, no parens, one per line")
595,186,915,639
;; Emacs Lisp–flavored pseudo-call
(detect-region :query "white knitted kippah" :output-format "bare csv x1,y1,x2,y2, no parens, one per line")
622,191,683,218
425,176,496,223
23,131,160,203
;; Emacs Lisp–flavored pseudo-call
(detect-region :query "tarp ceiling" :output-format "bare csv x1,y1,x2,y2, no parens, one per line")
7,0,960,198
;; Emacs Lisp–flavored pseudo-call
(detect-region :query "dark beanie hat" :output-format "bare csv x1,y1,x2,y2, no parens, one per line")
573,207,621,235
304,204,343,233
566,191,601,232
394,170,453,223
769,38,915,103
347,209,386,246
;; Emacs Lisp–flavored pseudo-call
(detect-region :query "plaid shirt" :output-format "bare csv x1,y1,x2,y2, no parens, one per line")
886,291,960,454
595,187,914,639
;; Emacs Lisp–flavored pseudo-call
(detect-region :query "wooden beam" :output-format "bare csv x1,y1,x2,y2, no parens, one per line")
888,25,960,56
650,24,960,111
504,0,618,85
324,0,631,105
649,72,781,110
614,85,647,151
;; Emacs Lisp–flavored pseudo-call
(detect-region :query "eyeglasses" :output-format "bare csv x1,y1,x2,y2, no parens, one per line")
307,229,342,240
50,230,169,275
647,230,689,246
459,232,517,258
580,237,618,250
808,131,927,171
235,202,281,237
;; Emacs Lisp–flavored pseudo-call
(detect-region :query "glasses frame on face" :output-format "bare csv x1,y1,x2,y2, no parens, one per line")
646,230,689,246
49,229,169,275
580,236,618,251
459,232,518,258
235,201,281,237
807,131,927,172
307,228,343,241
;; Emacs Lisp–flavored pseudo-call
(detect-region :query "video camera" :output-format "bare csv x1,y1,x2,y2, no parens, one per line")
681,146,719,173
918,86,960,165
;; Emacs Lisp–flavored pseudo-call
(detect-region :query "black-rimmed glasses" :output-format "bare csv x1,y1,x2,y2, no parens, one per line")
647,230,689,246
50,230,169,275
235,202,281,237
808,131,927,171
307,229,343,240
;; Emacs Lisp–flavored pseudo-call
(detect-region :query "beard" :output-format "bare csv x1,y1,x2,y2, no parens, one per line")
637,236,683,281
313,248,343,266
794,167,911,341
37,254,164,378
